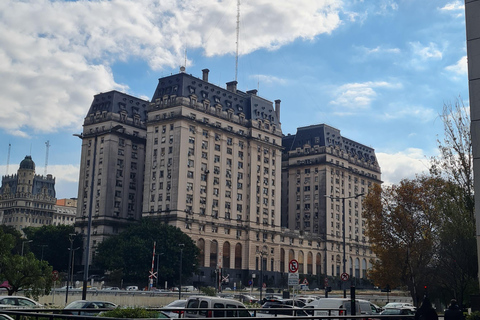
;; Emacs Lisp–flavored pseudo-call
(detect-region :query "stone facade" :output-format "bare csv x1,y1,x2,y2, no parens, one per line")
75,68,381,289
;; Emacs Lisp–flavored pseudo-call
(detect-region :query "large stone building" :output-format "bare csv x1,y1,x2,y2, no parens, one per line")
0,156,57,232
75,68,381,289
281,124,380,279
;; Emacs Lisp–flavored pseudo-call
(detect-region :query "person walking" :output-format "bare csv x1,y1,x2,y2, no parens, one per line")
415,297,438,320
444,299,464,320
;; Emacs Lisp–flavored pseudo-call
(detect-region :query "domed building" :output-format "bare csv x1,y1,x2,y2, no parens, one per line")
0,155,57,232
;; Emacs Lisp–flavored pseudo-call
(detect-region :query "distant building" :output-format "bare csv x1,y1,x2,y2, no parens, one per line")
54,198,77,226
0,156,56,232
281,124,381,277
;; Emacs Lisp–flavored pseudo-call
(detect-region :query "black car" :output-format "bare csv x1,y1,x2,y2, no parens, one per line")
380,307,416,320
62,300,117,315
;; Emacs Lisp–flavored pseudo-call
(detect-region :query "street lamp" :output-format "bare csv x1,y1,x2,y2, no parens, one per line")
21,240,33,256
66,233,76,304
38,245,48,261
256,249,268,302
327,193,364,298
179,244,184,300
155,253,164,289
74,124,123,300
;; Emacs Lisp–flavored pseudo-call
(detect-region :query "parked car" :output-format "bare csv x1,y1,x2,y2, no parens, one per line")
126,286,139,291
262,299,305,308
383,302,416,311
162,299,187,318
62,300,117,315
184,296,251,318
234,294,258,304
255,305,310,317
0,314,14,320
0,296,43,309
304,298,381,316
380,307,416,320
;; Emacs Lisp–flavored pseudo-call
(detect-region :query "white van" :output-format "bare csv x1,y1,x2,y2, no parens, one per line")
184,296,251,318
304,298,381,316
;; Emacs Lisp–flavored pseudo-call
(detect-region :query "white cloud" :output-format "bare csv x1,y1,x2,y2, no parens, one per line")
439,1,464,12
410,42,443,60
330,81,401,109
380,105,435,122
445,56,468,76
376,148,431,186
249,74,288,86
0,0,343,137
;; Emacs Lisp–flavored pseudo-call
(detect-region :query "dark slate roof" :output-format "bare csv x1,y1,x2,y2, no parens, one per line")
19,155,35,170
283,124,377,163
151,72,280,126
87,91,149,121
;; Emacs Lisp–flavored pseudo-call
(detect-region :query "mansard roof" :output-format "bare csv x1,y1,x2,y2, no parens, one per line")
283,124,377,164
86,91,149,122
151,71,280,126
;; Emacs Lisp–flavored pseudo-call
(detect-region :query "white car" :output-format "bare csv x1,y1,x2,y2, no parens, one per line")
0,296,43,309
162,299,187,318
383,302,416,311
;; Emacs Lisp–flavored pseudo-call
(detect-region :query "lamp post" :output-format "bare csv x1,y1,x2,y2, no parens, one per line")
256,249,268,302
21,240,33,256
327,193,364,298
179,244,184,300
39,245,48,261
155,253,164,289
74,124,123,300
66,233,76,304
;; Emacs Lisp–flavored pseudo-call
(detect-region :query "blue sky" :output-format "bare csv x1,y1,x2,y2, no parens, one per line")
0,0,468,199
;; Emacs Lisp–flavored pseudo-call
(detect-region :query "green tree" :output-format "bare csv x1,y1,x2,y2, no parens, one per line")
429,99,478,305
363,176,444,306
23,225,82,272
0,228,53,298
95,218,199,288
0,225,23,255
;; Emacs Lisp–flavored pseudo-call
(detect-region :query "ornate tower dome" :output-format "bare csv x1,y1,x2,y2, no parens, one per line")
19,155,35,170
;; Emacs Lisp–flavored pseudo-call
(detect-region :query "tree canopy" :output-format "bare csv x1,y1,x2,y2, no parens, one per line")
94,218,199,289
0,228,53,298
23,225,82,273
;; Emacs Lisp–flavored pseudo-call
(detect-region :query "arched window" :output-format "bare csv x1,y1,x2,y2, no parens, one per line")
307,252,313,274
355,258,360,278
223,242,230,269
315,253,322,275
210,240,218,268
362,259,367,278
235,243,242,269
280,249,286,273
298,251,305,274
197,239,205,267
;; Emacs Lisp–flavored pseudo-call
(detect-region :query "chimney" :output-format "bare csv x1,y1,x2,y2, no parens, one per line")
202,69,209,82
275,99,281,122
226,81,238,93
246,89,258,96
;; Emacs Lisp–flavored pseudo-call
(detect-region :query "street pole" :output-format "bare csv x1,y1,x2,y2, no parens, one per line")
66,234,74,304
156,253,164,288
179,244,184,300
21,240,33,256
342,197,346,298
39,245,48,261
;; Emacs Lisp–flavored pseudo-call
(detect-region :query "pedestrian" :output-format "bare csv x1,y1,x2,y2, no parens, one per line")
415,297,438,320
444,299,464,320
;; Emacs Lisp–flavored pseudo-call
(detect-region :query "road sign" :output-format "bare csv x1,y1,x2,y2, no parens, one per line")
149,271,157,279
52,270,59,281
248,280,253,286
302,278,309,285
262,283,266,288
324,277,329,286
288,272,299,286
288,259,299,273
341,272,349,281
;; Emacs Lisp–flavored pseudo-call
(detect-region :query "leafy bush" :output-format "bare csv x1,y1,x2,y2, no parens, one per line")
466,311,480,320
100,307,159,318
199,286,216,296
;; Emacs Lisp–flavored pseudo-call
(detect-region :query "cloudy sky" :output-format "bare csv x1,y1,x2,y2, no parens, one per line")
0,0,468,199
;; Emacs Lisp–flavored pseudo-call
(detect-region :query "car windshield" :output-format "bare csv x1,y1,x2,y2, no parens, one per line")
383,309,402,315
65,301,88,309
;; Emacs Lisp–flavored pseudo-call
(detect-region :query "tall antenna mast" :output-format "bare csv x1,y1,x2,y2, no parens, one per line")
235,0,240,82
44,140,50,175
6,143,11,175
